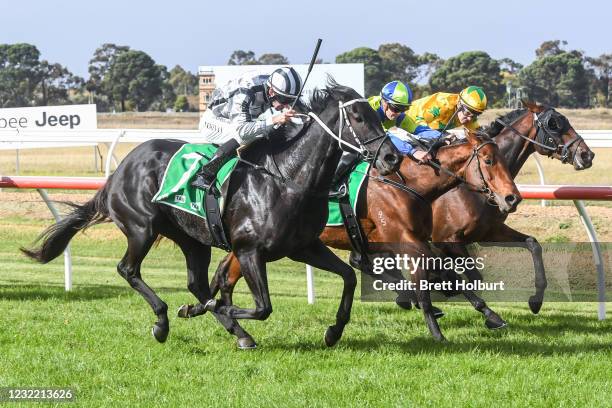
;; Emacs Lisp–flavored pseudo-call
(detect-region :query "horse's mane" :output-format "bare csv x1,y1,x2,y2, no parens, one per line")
307,77,360,114
484,108,527,137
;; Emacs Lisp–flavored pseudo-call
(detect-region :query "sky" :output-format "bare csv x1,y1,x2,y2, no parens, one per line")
2,0,610,78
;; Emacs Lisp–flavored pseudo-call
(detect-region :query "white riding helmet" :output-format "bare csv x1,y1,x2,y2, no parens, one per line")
266,67,303,100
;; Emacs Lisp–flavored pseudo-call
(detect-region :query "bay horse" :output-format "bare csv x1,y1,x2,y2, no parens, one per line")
181,129,522,342
21,82,402,349
431,102,594,316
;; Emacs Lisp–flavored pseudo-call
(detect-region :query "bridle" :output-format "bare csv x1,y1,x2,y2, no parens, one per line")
495,108,585,164
428,139,500,205
307,98,392,164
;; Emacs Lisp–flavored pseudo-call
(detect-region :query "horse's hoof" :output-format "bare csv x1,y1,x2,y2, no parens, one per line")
485,317,508,330
395,298,413,310
432,306,445,319
152,323,169,343
177,304,192,318
236,336,257,350
528,296,543,314
324,326,341,347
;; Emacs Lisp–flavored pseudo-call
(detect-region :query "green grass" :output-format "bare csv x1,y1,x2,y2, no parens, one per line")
0,219,611,407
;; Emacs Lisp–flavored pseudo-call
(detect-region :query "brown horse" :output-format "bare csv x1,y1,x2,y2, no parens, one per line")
179,129,521,343
431,102,594,316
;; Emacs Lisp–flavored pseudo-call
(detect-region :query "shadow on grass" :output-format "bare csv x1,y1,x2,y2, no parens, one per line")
0,283,187,302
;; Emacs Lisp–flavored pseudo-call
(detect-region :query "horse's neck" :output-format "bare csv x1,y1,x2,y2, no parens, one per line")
261,123,338,193
401,144,473,202
495,114,536,177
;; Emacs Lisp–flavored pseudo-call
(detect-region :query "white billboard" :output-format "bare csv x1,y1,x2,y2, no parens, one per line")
199,63,365,99
0,104,97,131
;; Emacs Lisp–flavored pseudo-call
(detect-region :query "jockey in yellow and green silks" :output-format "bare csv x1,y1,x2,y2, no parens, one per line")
407,86,488,132
367,80,442,161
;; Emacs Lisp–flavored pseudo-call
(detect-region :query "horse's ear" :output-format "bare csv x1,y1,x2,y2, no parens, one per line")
523,100,546,113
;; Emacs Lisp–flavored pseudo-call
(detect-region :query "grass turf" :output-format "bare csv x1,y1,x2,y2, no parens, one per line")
0,219,610,407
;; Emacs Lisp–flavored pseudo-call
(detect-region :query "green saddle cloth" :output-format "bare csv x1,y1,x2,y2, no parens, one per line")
327,161,370,226
152,143,237,219
152,144,369,226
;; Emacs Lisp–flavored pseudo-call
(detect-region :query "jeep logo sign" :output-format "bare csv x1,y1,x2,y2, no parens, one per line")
0,104,97,130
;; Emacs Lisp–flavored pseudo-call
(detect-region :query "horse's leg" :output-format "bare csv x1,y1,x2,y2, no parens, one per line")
407,243,446,342
212,250,273,322
116,233,170,343
289,240,357,347
480,224,546,314
434,241,506,329
174,239,257,349
178,252,239,318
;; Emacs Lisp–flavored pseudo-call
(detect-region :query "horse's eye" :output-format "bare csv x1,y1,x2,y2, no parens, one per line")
547,118,559,130
484,158,493,165
353,115,363,123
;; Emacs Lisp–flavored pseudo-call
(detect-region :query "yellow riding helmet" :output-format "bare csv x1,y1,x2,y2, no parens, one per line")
459,86,488,113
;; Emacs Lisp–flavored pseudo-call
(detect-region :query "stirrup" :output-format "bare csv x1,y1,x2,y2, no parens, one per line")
328,183,347,198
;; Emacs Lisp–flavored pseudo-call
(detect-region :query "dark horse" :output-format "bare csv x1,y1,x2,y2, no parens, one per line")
21,83,401,349
431,101,594,316
182,129,522,341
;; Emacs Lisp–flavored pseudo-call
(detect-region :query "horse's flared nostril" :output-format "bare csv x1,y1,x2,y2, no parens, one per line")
505,194,521,208
384,154,399,165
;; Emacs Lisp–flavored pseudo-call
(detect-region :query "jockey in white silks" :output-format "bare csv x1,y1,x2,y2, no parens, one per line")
192,66,303,190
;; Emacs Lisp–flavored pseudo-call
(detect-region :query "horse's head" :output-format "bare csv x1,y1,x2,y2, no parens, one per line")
463,129,522,214
312,81,401,175
524,101,595,170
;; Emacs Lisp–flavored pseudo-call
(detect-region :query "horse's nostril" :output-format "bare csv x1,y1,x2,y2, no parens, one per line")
384,154,399,165
505,194,520,206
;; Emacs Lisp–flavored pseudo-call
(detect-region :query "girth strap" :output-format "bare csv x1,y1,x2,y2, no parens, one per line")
205,188,231,252
338,185,370,268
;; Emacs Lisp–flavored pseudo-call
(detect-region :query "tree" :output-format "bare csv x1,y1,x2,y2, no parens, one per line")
520,51,591,108
168,65,198,95
535,40,567,59
0,43,43,107
38,61,84,105
498,58,523,75
227,50,256,65
103,50,164,111
174,95,189,112
0,43,82,108
429,51,505,104
336,47,385,96
586,54,612,107
415,52,443,84
377,43,421,84
257,53,289,65
87,43,130,102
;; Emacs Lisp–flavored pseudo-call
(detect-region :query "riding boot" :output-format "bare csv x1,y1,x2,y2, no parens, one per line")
191,138,240,190
329,152,359,197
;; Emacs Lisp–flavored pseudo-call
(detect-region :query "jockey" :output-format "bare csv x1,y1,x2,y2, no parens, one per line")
331,80,441,191
408,86,488,132
192,66,303,190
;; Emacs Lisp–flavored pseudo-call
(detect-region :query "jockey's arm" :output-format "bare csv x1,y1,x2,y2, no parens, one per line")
228,93,275,144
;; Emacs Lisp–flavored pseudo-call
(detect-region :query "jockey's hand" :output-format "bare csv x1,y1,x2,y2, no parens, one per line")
413,150,432,164
272,109,297,126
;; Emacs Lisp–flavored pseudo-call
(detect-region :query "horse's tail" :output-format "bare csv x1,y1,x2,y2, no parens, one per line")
20,185,110,264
